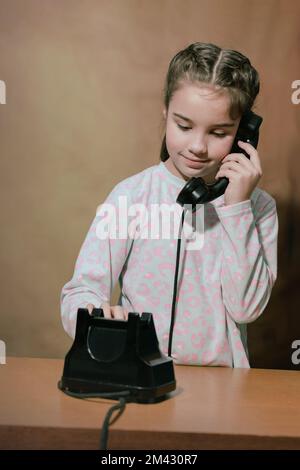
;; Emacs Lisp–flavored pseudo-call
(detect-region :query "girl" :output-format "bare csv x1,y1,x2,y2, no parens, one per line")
61,42,278,368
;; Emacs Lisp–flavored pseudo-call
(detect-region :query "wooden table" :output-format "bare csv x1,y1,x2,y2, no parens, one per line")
0,357,300,450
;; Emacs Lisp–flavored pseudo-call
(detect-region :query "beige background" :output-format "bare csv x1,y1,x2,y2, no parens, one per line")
0,0,299,368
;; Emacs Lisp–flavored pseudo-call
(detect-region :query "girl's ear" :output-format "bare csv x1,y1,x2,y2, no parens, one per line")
162,108,167,120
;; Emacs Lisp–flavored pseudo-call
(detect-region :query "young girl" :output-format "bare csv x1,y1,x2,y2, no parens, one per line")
61,42,278,368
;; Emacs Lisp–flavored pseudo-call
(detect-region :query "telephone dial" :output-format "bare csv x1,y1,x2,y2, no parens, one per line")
176,110,263,209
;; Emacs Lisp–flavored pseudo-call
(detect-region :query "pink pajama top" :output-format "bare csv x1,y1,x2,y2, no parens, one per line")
61,162,278,368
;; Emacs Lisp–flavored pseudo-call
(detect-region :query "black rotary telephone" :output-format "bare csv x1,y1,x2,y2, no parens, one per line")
176,110,263,208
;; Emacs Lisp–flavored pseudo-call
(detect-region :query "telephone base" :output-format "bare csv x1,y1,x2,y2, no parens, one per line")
58,376,175,403
59,308,176,403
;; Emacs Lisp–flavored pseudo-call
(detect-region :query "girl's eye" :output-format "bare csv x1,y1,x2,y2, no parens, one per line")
177,123,227,137
177,124,191,131
212,132,227,138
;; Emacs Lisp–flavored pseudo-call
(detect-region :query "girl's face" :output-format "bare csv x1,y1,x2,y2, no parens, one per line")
163,82,241,183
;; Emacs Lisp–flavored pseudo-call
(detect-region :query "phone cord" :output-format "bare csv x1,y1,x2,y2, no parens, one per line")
168,208,186,357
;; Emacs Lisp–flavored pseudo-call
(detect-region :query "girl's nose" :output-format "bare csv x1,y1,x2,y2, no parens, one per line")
188,135,207,156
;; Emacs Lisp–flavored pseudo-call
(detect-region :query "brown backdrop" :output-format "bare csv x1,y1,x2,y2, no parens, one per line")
0,0,299,369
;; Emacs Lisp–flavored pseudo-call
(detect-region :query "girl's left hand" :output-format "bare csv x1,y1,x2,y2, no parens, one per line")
215,140,263,206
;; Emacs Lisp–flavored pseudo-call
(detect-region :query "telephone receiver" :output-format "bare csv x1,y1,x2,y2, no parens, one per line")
176,110,263,209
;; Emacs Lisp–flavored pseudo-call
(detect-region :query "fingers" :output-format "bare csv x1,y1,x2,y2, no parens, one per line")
86,303,95,315
221,152,252,170
237,140,262,174
111,306,129,320
216,163,260,183
101,301,113,319
220,158,262,180
101,301,128,320
220,147,262,178
218,160,248,175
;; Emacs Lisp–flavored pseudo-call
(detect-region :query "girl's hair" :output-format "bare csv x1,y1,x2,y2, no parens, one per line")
160,42,260,162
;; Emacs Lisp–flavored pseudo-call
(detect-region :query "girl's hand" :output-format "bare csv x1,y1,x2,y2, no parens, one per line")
215,140,263,206
86,302,129,320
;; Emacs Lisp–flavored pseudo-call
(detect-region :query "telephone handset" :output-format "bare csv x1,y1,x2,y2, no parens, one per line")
176,110,263,209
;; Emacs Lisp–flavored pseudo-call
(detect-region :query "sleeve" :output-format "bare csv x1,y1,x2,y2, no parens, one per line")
60,184,133,338
215,192,278,324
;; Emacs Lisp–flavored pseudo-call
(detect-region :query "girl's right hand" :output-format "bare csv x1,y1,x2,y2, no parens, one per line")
86,302,129,320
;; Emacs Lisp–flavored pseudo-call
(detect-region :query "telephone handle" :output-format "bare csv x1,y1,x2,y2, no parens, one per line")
176,112,263,209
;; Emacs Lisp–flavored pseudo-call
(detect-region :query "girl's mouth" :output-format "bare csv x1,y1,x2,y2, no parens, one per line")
182,155,209,168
